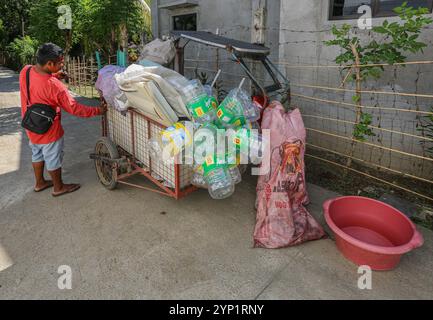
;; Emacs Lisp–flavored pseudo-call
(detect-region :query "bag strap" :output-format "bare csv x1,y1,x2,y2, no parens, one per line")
25,66,61,118
26,66,32,106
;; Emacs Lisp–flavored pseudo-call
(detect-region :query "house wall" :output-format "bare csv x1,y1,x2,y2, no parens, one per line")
152,0,433,181
277,0,433,180
152,0,281,92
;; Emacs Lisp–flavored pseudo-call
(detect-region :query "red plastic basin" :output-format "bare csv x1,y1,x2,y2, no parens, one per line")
323,196,424,271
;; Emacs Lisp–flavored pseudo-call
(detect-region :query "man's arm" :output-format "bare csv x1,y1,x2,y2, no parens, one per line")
57,88,106,117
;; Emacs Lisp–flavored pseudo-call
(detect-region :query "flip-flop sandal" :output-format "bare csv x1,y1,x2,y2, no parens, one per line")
34,181,54,193
52,184,81,197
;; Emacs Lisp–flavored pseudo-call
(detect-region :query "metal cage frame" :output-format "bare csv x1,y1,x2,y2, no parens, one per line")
100,106,197,200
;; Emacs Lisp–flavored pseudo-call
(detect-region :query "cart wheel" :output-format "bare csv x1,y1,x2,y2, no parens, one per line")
94,137,119,190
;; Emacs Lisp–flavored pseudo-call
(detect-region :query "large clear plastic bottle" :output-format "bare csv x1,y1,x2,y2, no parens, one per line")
228,166,242,185
191,165,208,189
203,161,235,200
181,80,216,124
238,90,260,122
198,132,235,200
217,88,260,129
226,153,242,185
203,85,219,110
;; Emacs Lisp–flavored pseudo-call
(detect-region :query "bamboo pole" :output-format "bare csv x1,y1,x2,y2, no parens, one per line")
302,114,433,142
84,56,87,97
291,93,433,115
307,127,433,162
78,56,81,94
291,83,433,99
183,58,433,69
339,68,353,88
277,59,433,69
307,143,433,185
306,154,433,202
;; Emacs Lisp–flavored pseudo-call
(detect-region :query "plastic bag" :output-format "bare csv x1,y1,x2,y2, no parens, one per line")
95,65,127,112
139,39,176,66
115,64,190,124
254,101,326,248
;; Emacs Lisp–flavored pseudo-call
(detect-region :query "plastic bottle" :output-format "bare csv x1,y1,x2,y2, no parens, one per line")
193,122,235,199
149,121,194,161
193,122,219,153
226,153,242,185
181,80,216,124
216,88,260,128
203,85,219,110
202,155,235,200
191,165,208,189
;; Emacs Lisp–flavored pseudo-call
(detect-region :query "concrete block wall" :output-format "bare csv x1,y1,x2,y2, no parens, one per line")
152,0,281,93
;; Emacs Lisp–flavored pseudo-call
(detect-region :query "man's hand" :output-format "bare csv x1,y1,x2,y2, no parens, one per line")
54,71,68,80
99,101,108,115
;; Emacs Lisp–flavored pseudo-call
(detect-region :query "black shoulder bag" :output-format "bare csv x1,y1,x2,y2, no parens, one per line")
21,67,58,134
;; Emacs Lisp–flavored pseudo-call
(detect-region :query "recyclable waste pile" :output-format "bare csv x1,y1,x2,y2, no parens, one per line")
96,56,268,200
150,76,268,200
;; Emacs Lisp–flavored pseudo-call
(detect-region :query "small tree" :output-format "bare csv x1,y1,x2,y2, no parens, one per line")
6,36,39,68
325,2,432,143
0,19,7,50
0,0,33,42
86,0,150,56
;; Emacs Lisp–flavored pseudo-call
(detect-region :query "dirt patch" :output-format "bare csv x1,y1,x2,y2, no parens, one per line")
306,148,433,230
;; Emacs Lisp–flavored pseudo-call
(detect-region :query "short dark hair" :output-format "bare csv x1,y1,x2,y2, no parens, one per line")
36,43,64,65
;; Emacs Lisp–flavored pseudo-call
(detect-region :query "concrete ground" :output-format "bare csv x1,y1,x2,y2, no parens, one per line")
0,66,432,300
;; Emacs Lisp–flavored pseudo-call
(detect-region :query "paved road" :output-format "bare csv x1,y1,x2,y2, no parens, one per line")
0,66,432,299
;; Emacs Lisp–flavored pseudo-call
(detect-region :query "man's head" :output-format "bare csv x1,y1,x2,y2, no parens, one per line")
36,43,65,74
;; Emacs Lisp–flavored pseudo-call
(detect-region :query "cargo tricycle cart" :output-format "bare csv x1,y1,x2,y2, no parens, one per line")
91,32,290,199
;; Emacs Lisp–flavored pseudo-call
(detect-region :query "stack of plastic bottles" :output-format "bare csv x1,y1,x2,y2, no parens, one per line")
150,78,267,200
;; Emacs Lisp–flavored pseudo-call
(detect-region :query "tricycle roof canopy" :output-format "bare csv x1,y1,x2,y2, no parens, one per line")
172,31,289,103
172,31,271,57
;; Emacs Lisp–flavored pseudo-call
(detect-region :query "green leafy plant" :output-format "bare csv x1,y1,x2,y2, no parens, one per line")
354,112,375,141
6,36,38,68
0,19,6,49
0,0,33,44
325,2,432,142
325,2,432,81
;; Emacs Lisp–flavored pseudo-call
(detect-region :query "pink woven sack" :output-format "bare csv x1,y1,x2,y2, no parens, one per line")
254,101,326,248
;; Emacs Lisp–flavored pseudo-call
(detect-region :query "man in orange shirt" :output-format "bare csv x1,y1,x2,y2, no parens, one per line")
20,43,107,197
